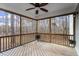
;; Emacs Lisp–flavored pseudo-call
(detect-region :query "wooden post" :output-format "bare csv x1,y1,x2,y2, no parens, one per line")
49,18,51,43
36,20,38,34
35,20,38,40
20,16,22,45
0,38,1,52
73,14,76,47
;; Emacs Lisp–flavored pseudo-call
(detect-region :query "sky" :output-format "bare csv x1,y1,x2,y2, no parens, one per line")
0,10,7,24
0,11,6,16
0,10,20,25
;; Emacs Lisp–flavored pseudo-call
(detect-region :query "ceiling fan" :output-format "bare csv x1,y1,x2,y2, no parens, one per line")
26,3,48,14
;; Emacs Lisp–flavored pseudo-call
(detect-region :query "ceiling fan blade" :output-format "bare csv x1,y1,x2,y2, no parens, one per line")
40,3,48,7
40,8,48,12
26,8,35,11
30,3,36,6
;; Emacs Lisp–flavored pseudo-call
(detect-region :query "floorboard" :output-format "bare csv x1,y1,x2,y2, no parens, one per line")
0,41,77,56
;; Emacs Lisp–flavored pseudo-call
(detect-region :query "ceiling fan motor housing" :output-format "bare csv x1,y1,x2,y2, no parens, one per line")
35,3,40,7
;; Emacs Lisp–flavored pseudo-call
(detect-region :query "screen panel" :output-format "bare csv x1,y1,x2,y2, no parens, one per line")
51,15,73,35
21,17,36,44
21,17,36,34
0,11,20,36
51,14,74,46
0,10,21,51
38,19,49,33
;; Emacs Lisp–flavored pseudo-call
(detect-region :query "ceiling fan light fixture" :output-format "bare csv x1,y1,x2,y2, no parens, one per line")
36,10,38,14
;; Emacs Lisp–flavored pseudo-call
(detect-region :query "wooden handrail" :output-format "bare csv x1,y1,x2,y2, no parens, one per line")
0,33,74,38
0,33,36,38
37,33,74,36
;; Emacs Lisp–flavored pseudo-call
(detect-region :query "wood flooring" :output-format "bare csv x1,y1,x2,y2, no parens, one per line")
0,41,77,56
